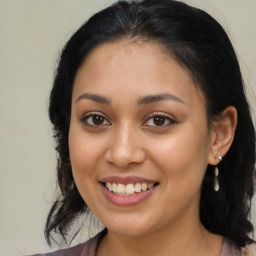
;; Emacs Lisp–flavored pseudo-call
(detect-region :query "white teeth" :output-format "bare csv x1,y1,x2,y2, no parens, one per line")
147,183,154,189
106,182,113,191
126,184,134,194
117,183,126,193
105,182,155,195
112,183,118,193
141,183,147,191
134,183,141,192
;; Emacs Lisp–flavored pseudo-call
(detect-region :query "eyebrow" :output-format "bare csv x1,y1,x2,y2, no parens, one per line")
138,93,185,105
75,92,184,105
75,93,111,105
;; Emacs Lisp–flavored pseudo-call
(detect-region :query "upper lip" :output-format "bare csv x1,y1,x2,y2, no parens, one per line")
99,176,159,185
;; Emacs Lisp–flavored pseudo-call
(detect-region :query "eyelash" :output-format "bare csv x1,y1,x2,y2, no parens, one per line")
143,113,176,128
80,112,177,128
80,113,111,127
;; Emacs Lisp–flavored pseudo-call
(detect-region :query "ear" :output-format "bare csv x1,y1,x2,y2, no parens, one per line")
208,106,237,165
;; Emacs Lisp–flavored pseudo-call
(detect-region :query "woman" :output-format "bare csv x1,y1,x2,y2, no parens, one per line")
32,0,256,255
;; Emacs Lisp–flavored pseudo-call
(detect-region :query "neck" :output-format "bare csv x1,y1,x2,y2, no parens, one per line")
97,216,223,256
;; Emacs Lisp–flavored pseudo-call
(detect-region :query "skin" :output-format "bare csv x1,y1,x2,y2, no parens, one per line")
69,40,237,256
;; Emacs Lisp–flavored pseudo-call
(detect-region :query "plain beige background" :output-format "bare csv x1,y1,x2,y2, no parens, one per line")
0,0,255,255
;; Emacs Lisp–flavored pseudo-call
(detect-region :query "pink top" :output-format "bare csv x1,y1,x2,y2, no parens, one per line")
29,231,255,256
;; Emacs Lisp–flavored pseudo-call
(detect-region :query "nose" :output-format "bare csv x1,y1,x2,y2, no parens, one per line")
104,124,146,168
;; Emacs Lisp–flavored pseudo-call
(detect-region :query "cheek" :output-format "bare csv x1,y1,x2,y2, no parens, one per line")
148,131,210,214
68,129,101,206
149,126,210,184
69,126,104,172
68,127,100,195
69,137,92,174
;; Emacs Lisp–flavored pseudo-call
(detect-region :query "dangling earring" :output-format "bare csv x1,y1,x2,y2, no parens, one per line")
214,156,222,192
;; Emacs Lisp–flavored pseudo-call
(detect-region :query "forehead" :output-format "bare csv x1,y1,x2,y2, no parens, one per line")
73,40,205,108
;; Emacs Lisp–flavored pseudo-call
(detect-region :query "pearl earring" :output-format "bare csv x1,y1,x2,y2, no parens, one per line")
214,156,222,192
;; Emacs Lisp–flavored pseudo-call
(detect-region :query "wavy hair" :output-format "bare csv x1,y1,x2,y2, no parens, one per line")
45,0,256,248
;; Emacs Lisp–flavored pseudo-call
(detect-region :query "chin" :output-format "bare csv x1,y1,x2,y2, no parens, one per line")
99,214,159,238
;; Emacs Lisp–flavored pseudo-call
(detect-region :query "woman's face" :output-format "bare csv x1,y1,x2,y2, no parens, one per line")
69,40,215,237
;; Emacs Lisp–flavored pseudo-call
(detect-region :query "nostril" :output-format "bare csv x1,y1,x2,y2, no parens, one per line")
104,147,146,168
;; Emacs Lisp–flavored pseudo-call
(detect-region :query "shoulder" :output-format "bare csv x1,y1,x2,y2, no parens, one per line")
221,238,256,256
27,230,107,256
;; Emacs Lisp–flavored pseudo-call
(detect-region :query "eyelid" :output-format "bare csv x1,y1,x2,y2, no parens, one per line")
80,112,111,127
142,112,177,127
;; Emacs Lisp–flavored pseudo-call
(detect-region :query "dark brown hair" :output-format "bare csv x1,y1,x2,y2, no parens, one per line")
45,0,255,248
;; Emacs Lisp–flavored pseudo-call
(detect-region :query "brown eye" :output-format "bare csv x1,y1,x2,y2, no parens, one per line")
81,114,110,126
143,114,175,127
153,116,165,126
92,115,104,125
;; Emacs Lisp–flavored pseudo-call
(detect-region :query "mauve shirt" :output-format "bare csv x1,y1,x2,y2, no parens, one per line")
28,231,253,256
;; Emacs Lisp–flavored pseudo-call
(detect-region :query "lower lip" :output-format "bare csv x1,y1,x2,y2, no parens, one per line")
101,184,157,206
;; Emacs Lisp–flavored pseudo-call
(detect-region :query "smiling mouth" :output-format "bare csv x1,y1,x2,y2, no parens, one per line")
102,182,159,196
